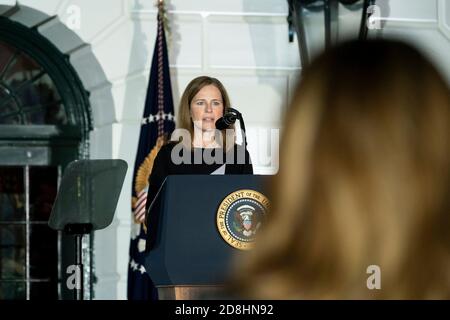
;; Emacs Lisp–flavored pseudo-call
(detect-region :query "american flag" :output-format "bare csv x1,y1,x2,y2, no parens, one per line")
127,1,175,300
133,189,148,223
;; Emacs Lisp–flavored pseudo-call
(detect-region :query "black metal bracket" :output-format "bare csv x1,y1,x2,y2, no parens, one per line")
359,0,376,40
287,0,373,67
64,223,93,235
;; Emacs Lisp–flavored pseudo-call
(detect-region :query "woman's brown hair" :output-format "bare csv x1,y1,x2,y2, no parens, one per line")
176,76,235,150
236,40,450,299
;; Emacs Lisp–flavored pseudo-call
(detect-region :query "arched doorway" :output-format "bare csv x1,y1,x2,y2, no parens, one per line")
0,17,92,299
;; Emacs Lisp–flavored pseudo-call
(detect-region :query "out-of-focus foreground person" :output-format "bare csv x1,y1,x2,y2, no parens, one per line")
235,39,450,299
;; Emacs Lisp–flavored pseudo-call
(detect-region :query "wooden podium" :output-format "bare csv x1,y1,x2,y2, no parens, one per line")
157,286,225,300
144,175,269,300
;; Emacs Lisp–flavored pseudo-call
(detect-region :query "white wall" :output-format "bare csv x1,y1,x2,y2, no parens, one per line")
373,0,450,86
2,0,450,299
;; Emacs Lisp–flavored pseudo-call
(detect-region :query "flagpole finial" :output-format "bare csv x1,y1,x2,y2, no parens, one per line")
157,0,164,11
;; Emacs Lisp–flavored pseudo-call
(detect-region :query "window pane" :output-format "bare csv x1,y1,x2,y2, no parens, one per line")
30,166,57,221
0,225,25,280
0,281,25,300
0,42,17,72
0,85,20,121
0,106,21,124
0,167,25,221
30,225,57,280
0,40,68,125
19,74,67,125
3,51,42,91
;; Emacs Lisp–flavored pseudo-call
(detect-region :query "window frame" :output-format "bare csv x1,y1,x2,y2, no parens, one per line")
0,16,92,158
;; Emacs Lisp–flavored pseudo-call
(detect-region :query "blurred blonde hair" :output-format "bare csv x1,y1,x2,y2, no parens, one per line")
236,40,450,299
176,76,235,150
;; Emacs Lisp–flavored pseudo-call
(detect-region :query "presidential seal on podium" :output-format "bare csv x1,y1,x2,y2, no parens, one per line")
216,189,269,250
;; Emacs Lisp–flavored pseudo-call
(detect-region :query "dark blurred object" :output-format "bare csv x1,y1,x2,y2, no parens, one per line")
236,39,450,299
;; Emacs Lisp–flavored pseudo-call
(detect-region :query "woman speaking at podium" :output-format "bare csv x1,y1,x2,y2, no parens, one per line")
145,76,253,216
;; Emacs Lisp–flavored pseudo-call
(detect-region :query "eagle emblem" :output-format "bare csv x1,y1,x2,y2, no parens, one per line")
233,205,262,237
216,189,269,250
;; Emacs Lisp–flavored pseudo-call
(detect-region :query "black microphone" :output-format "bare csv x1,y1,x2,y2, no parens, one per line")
215,108,240,130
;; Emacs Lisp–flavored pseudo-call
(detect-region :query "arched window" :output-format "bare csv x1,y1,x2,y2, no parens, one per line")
0,41,68,125
0,17,92,300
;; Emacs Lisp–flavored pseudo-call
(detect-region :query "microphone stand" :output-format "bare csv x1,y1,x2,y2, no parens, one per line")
237,111,248,149
226,108,249,163
216,108,250,166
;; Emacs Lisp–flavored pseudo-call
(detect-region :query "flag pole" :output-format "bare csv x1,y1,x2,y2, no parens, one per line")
128,0,175,300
